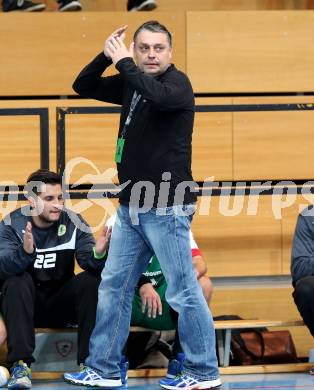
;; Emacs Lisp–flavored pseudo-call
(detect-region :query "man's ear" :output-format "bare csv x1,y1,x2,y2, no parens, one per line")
129,41,134,58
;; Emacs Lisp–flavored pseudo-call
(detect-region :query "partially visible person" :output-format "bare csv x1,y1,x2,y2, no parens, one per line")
127,0,157,11
2,0,82,12
0,317,7,347
0,169,111,389
2,0,157,12
291,206,314,374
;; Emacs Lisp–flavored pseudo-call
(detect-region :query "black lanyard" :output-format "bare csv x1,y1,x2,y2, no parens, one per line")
115,91,141,164
121,91,141,138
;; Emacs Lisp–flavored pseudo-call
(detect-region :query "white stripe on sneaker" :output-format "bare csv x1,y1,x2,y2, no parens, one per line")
160,376,221,389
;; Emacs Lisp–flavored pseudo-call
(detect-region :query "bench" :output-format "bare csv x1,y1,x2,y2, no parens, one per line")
34,320,305,372
214,319,304,367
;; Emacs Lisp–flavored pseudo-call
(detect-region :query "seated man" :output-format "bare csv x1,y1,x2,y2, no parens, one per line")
291,206,314,374
0,169,111,389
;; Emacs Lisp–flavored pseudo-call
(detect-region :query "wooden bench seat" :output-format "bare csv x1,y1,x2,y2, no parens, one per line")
214,319,304,367
34,319,305,373
35,326,155,333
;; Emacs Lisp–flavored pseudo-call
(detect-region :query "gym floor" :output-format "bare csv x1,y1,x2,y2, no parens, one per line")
28,373,314,389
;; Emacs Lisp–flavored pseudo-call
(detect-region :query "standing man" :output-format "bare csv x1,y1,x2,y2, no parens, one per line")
67,21,221,389
0,169,111,389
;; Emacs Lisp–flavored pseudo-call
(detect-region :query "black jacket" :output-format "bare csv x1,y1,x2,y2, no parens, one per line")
291,205,314,285
0,207,105,288
73,53,197,207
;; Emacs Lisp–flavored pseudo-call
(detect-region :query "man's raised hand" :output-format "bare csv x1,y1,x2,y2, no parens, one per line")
95,226,112,257
23,222,34,254
104,25,128,59
106,35,134,65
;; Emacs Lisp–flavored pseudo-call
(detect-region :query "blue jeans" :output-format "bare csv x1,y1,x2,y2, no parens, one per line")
86,204,219,381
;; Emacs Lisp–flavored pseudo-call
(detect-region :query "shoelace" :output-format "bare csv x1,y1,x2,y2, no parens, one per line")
12,366,28,378
79,364,87,372
173,371,184,380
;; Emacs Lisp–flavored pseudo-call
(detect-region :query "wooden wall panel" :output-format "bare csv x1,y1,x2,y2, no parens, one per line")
64,111,120,183
212,287,299,320
187,11,314,93
0,99,57,174
0,12,185,96
2,11,314,95
193,98,233,181
191,196,282,277
0,115,40,184
233,96,314,180
0,99,115,183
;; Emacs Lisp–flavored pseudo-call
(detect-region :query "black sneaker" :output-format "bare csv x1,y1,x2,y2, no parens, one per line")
3,0,45,12
58,0,82,11
127,0,157,11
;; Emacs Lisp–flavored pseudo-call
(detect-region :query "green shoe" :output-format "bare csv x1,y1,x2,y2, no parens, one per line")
8,361,32,389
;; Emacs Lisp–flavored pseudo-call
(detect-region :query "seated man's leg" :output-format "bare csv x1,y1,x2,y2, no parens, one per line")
47,271,100,364
2,273,36,367
1,273,35,389
74,271,100,364
293,276,314,336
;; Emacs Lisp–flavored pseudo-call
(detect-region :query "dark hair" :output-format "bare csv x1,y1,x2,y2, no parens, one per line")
26,169,61,195
133,20,172,47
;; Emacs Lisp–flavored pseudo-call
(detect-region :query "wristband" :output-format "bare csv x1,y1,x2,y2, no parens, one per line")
93,246,107,260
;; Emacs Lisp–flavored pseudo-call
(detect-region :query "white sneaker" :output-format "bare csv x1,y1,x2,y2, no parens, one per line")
63,365,122,387
159,373,221,389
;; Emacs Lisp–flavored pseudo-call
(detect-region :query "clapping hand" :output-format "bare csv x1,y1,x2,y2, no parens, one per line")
95,226,112,257
104,25,134,64
23,222,34,254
